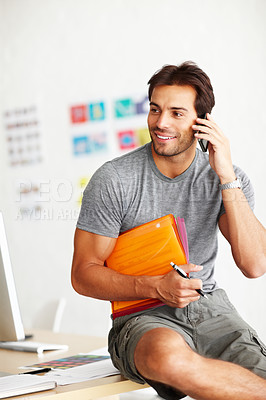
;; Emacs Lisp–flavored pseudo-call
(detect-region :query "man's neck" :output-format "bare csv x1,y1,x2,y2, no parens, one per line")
151,144,197,179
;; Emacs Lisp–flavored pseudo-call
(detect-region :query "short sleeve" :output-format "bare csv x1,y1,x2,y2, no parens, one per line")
77,162,126,238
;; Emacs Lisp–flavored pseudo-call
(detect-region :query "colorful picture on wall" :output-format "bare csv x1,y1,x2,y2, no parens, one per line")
114,98,135,118
117,130,136,150
88,102,106,121
117,127,150,150
72,132,108,156
114,95,148,118
70,102,106,124
70,94,149,158
77,176,91,205
136,127,150,146
73,136,90,155
70,105,88,124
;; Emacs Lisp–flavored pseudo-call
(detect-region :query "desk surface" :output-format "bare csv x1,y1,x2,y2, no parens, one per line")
0,330,148,399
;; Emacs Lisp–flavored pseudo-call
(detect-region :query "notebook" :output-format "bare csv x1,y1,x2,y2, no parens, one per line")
105,214,189,319
0,374,56,399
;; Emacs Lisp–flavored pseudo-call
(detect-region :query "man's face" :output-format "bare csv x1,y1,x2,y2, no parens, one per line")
148,85,198,157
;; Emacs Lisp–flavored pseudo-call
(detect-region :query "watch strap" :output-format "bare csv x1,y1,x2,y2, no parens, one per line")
219,177,241,191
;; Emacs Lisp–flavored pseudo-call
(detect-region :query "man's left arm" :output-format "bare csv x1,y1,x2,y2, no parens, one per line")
218,192,266,278
194,114,266,278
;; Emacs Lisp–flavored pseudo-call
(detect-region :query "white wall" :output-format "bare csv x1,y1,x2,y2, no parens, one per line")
0,0,265,340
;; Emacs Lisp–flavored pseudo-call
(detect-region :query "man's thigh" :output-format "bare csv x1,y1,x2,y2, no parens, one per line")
108,289,266,386
108,308,195,385
196,289,266,378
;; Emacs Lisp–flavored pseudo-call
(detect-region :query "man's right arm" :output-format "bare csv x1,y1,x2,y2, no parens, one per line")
71,228,203,308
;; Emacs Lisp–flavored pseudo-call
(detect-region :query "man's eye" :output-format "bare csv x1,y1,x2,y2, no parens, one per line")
173,112,182,117
150,108,159,113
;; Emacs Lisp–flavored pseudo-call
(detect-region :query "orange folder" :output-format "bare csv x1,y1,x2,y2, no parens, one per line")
105,214,188,319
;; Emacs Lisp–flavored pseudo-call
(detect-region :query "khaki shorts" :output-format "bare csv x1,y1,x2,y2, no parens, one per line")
108,289,266,385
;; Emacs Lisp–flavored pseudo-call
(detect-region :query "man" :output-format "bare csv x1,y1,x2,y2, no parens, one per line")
71,61,266,400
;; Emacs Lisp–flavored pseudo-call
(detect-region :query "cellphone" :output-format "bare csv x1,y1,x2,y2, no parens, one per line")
197,113,208,152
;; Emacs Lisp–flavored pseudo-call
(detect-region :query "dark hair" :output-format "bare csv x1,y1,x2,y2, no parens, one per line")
148,61,215,116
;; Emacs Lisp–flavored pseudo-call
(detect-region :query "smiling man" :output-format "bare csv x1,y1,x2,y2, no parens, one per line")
148,84,199,179
71,62,266,400
149,86,197,155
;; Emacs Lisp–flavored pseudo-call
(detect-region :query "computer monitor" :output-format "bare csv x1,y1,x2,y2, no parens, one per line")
0,211,25,341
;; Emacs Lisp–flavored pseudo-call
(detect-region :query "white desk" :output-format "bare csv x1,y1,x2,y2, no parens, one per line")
0,330,148,399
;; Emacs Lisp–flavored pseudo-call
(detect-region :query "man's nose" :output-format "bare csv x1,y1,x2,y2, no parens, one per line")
156,112,170,130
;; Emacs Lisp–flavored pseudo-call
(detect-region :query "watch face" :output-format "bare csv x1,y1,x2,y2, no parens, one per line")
234,178,241,188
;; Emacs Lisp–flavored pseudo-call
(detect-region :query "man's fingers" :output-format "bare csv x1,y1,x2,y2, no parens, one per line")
178,263,203,274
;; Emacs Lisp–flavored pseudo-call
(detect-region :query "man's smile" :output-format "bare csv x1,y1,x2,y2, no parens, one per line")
154,131,177,141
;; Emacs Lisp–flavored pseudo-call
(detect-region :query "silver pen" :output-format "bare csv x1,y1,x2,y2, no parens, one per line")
170,262,208,300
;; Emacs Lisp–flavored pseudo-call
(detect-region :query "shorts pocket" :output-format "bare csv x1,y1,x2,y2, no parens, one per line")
110,319,134,362
250,331,266,356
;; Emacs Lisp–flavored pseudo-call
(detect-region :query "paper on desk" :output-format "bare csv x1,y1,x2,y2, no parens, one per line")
0,375,56,398
82,347,110,356
46,359,119,385
45,347,119,386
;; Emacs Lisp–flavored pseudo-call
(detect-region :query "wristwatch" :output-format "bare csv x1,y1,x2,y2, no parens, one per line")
219,177,242,191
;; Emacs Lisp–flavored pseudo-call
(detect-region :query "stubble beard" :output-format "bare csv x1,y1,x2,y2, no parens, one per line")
150,127,196,157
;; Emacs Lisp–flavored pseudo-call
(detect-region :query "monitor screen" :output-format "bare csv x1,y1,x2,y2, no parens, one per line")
0,211,25,341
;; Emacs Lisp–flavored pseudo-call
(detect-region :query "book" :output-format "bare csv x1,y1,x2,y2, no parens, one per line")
0,374,56,399
105,214,189,319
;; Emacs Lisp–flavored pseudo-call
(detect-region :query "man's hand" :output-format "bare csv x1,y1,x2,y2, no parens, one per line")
156,264,203,308
193,115,266,278
193,114,236,184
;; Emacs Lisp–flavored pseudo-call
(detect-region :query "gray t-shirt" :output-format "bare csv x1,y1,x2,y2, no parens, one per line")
77,142,254,292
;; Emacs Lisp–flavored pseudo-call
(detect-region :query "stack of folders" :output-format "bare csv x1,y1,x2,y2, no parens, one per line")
105,214,189,319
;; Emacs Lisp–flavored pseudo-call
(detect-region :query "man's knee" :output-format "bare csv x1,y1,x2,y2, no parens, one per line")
134,327,193,382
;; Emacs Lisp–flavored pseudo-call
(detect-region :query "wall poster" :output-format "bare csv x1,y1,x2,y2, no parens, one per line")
4,106,43,167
